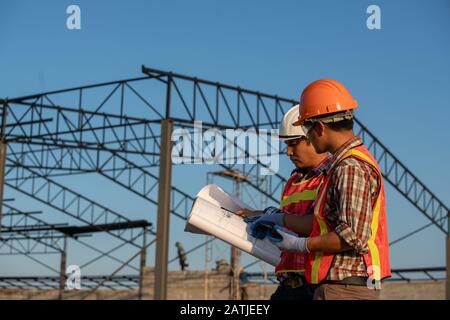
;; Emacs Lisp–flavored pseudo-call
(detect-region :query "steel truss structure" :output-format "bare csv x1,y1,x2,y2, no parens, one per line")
1,65,448,299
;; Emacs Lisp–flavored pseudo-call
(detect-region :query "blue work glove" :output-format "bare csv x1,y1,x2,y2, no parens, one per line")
247,207,286,240
258,206,285,226
268,225,310,253
244,215,271,240
243,216,261,224
242,215,267,239
249,220,274,240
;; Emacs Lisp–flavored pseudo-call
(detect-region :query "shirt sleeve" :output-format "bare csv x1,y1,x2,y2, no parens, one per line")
332,161,378,254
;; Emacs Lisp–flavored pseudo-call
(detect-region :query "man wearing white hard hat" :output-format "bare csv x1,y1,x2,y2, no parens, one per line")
236,105,330,300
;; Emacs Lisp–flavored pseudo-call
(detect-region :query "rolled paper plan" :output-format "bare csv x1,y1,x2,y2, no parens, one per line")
185,184,281,266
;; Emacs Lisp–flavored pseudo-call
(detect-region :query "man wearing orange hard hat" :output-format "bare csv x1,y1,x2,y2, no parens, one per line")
267,79,391,300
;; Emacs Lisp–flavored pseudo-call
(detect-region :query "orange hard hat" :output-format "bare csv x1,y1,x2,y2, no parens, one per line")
292,79,358,126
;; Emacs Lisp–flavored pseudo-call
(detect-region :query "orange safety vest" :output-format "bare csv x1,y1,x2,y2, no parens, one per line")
275,169,324,274
305,144,391,284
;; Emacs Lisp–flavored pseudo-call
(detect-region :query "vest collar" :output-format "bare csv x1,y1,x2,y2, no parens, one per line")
324,136,363,175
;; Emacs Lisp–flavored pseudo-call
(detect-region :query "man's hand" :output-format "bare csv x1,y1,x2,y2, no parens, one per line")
268,225,310,253
235,209,263,219
246,207,286,240
235,207,284,226
256,206,285,226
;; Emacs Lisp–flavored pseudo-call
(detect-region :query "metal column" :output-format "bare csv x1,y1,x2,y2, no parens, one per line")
154,73,173,300
0,102,8,234
139,228,147,300
230,180,241,300
59,235,68,300
154,116,174,300
447,212,450,300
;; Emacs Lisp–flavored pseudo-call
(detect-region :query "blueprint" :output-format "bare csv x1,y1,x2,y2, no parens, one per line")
185,184,281,266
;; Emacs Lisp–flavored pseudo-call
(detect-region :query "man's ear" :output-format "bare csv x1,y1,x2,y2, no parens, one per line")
316,121,326,137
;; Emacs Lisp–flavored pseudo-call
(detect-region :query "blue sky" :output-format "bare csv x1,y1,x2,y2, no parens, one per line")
1,0,449,278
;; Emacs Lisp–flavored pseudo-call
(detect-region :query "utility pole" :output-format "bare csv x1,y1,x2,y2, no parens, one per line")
208,169,250,300
203,174,215,300
204,235,212,300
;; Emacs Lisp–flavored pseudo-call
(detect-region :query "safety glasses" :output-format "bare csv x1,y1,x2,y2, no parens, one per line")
301,121,316,137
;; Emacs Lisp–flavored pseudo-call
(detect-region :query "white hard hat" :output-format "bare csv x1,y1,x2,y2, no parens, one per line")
279,104,306,141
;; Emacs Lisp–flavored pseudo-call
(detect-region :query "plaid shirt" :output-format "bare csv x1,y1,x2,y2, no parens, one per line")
320,136,381,281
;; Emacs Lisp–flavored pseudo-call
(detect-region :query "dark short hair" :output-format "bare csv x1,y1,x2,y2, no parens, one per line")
309,111,354,132
325,119,354,131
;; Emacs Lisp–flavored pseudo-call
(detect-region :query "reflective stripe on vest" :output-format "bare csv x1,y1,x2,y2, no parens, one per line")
275,173,323,274
280,188,319,207
309,175,332,284
345,148,382,280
